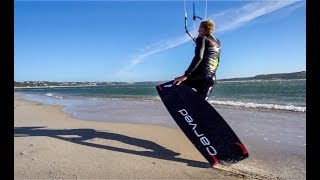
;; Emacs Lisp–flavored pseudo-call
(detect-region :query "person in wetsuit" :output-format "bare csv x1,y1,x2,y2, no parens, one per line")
173,20,221,101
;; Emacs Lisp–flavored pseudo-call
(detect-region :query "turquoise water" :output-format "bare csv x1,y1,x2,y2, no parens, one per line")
15,79,306,112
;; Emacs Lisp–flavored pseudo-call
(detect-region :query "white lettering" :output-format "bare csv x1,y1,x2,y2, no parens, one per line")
189,122,197,131
184,115,193,123
206,146,217,155
194,130,204,137
178,109,188,116
178,108,218,156
200,137,210,145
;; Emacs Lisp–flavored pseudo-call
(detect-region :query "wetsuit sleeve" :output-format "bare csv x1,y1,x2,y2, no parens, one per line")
184,36,206,77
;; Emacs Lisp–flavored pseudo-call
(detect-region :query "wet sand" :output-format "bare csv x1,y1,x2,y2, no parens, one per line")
14,96,306,179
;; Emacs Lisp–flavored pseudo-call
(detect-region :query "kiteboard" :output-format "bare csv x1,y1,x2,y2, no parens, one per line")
156,80,249,166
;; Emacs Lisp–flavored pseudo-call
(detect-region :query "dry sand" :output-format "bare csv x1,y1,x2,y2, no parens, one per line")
15,96,261,180
14,96,288,179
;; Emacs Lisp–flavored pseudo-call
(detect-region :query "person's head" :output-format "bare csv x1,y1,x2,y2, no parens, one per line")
198,20,215,36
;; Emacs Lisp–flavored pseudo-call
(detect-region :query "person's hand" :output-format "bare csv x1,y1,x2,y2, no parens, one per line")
173,75,187,85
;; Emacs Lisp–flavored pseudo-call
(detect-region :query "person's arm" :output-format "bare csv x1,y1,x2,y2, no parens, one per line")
173,36,206,85
184,36,206,77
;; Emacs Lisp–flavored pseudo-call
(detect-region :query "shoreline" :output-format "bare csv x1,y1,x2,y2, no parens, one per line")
14,96,247,179
14,95,305,179
14,92,305,130
14,91,306,115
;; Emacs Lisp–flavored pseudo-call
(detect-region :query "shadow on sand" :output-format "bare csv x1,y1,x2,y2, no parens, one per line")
15,126,211,168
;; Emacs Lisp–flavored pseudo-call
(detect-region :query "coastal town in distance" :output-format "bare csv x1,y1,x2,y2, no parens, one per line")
14,71,306,88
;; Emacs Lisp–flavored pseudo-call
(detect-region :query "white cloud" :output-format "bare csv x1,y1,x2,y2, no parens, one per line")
117,35,191,76
117,0,302,75
213,1,299,33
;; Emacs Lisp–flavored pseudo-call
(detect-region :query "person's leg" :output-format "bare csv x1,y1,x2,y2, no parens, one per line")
197,76,216,101
198,82,215,100
179,75,216,101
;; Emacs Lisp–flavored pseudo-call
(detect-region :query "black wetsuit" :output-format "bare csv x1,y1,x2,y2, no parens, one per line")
181,34,221,100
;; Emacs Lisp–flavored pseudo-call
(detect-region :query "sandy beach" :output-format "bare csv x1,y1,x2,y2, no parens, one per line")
14,95,305,179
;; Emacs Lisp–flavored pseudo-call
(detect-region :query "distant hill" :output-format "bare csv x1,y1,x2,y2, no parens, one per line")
219,71,306,81
14,71,306,88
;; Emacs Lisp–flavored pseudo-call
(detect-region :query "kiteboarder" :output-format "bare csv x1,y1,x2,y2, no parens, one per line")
173,20,221,101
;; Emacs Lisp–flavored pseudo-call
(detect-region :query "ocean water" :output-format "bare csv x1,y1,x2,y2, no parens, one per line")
14,79,306,179
15,79,306,112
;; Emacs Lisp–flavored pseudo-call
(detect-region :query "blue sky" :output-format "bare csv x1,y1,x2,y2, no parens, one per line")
14,0,306,82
